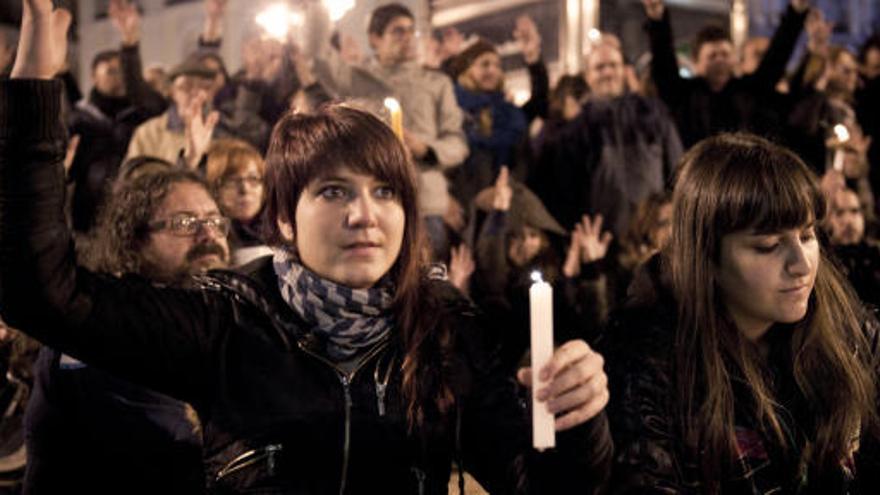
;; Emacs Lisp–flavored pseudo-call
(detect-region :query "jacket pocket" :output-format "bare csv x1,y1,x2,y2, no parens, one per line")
214,443,285,492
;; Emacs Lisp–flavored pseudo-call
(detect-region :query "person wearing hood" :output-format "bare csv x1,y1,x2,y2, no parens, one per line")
531,38,682,237
473,167,612,372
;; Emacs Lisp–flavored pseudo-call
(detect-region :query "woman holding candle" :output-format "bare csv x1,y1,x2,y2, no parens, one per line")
605,133,880,494
0,1,612,491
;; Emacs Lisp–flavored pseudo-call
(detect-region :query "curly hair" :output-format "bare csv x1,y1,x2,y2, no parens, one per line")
84,169,208,276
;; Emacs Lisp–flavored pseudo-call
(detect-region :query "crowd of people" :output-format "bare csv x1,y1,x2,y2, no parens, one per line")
1,0,880,492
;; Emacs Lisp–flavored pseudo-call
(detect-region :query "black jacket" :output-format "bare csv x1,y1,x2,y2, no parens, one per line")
24,348,204,494
646,6,807,148
0,79,612,494
601,255,880,494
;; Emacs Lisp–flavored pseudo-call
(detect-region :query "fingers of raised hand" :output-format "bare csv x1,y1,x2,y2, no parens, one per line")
205,111,220,130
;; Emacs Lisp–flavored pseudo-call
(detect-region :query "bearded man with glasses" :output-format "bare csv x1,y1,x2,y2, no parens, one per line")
23,169,229,493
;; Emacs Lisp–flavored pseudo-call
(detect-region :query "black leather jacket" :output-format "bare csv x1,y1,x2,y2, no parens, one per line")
602,256,880,494
0,79,612,494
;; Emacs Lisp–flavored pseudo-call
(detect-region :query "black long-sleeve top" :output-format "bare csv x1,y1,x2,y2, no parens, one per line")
646,5,807,147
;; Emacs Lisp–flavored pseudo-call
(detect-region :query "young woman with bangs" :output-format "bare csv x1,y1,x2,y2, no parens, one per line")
605,133,880,494
0,2,613,492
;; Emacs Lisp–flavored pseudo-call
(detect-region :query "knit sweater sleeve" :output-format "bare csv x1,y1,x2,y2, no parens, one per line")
0,79,220,406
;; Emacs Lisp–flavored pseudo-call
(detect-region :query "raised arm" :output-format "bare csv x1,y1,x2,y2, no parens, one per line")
110,0,168,116
2,0,215,405
747,0,809,92
642,0,685,108
514,15,549,122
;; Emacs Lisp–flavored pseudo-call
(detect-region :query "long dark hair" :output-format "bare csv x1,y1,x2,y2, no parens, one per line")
263,105,453,427
667,133,876,490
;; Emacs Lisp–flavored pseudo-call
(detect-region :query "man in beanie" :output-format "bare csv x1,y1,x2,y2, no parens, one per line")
304,2,468,254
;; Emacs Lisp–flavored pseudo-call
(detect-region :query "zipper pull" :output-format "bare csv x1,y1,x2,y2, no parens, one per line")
411,467,426,495
376,382,387,417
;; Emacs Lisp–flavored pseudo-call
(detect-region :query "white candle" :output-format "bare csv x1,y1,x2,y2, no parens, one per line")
529,271,556,451
832,124,850,172
383,97,404,140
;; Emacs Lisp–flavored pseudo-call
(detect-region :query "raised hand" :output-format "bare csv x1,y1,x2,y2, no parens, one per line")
573,214,613,264
491,166,512,212
182,91,219,170
513,15,541,65
563,230,583,278
641,0,665,20
12,0,71,80
517,340,609,431
448,244,475,296
202,0,227,44
791,0,810,14
805,9,832,55
289,42,316,87
339,34,363,65
109,0,141,46
402,130,429,161
63,134,81,174
439,27,465,61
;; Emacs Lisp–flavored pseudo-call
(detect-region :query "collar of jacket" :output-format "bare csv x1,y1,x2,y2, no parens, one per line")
191,256,304,351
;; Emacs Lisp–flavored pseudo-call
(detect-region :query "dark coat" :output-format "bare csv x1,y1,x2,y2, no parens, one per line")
530,94,681,236
0,78,613,494
23,348,203,494
601,255,880,494
646,6,807,148
67,88,161,232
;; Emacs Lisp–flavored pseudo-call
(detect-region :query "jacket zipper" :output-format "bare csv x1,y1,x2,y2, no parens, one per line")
295,340,389,495
373,354,395,417
411,466,426,495
215,443,283,481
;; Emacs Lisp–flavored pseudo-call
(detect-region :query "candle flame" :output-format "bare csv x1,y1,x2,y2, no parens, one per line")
833,124,850,143
383,97,401,112
530,271,544,283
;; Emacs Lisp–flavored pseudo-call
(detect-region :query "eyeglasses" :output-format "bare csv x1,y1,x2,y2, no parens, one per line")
149,214,231,237
220,175,263,189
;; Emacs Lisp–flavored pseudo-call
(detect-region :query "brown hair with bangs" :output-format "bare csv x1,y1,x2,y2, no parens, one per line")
263,105,454,427
667,133,877,491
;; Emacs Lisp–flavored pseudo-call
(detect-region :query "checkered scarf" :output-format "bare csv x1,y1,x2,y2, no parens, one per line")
272,248,394,361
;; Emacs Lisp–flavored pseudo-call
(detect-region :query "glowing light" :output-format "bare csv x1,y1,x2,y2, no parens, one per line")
587,28,601,43
383,97,400,113
833,124,850,143
323,0,355,22
512,89,531,106
255,4,303,41
530,270,543,283
384,97,403,139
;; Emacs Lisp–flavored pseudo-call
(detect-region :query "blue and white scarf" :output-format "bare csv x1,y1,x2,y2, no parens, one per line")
272,248,394,361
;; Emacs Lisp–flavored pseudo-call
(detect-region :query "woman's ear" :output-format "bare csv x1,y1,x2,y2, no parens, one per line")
277,219,295,243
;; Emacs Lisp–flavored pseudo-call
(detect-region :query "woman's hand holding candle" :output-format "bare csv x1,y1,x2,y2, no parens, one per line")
517,340,609,431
